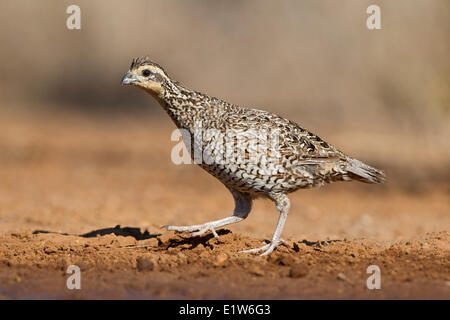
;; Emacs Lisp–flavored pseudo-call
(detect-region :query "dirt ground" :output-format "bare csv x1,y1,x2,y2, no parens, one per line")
0,111,449,299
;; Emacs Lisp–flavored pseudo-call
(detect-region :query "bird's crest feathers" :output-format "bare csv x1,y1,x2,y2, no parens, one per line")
130,56,167,74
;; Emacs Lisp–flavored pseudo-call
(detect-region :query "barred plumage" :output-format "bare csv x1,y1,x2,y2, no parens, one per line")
122,57,386,255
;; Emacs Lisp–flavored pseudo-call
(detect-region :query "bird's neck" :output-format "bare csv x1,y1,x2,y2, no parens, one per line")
154,83,212,131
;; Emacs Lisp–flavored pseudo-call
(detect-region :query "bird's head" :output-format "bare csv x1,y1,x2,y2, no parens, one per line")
121,57,171,97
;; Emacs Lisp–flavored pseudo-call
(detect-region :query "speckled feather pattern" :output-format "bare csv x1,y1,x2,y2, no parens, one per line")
128,58,385,199
123,57,386,255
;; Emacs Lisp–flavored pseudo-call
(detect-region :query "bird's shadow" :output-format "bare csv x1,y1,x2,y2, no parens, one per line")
32,225,343,252
33,225,230,250
158,229,232,251
300,239,342,246
33,224,160,240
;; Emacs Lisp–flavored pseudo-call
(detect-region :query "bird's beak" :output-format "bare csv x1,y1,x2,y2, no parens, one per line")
121,72,137,85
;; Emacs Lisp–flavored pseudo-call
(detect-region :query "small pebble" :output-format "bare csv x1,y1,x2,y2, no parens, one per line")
250,266,265,277
213,253,228,267
136,257,155,271
337,273,347,281
289,264,309,278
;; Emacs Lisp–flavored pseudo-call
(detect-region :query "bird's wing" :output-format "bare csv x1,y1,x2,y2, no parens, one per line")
228,108,344,161
218,106,385,183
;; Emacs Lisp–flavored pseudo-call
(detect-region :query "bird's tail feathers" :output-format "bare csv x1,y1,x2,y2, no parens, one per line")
345,158,386,184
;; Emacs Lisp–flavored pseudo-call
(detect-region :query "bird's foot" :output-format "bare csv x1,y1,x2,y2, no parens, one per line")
240,239,288,256
162,223,219,238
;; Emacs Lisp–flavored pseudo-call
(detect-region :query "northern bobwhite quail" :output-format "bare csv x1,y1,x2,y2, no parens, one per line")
121,57,385,255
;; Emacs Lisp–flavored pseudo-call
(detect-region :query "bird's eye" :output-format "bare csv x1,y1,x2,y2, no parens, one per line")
142,69,151,77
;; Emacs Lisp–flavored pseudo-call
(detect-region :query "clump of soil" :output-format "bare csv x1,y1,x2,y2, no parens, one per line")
0,229,448,299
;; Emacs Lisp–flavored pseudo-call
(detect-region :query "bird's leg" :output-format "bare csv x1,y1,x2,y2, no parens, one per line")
163,189,252,238
240,193,290,256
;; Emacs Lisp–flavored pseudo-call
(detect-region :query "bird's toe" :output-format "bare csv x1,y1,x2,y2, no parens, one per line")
163,225,199,233
240,240,282,256
239,243,270,254
190,226,219,238
164,223,220,238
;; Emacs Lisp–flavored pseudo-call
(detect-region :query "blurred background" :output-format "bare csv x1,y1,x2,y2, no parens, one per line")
0,1,448,239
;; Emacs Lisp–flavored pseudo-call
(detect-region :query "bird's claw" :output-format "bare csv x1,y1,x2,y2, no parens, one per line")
240,242,276,256
162,224,219,238
239,238,289,256
190,226,219,238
